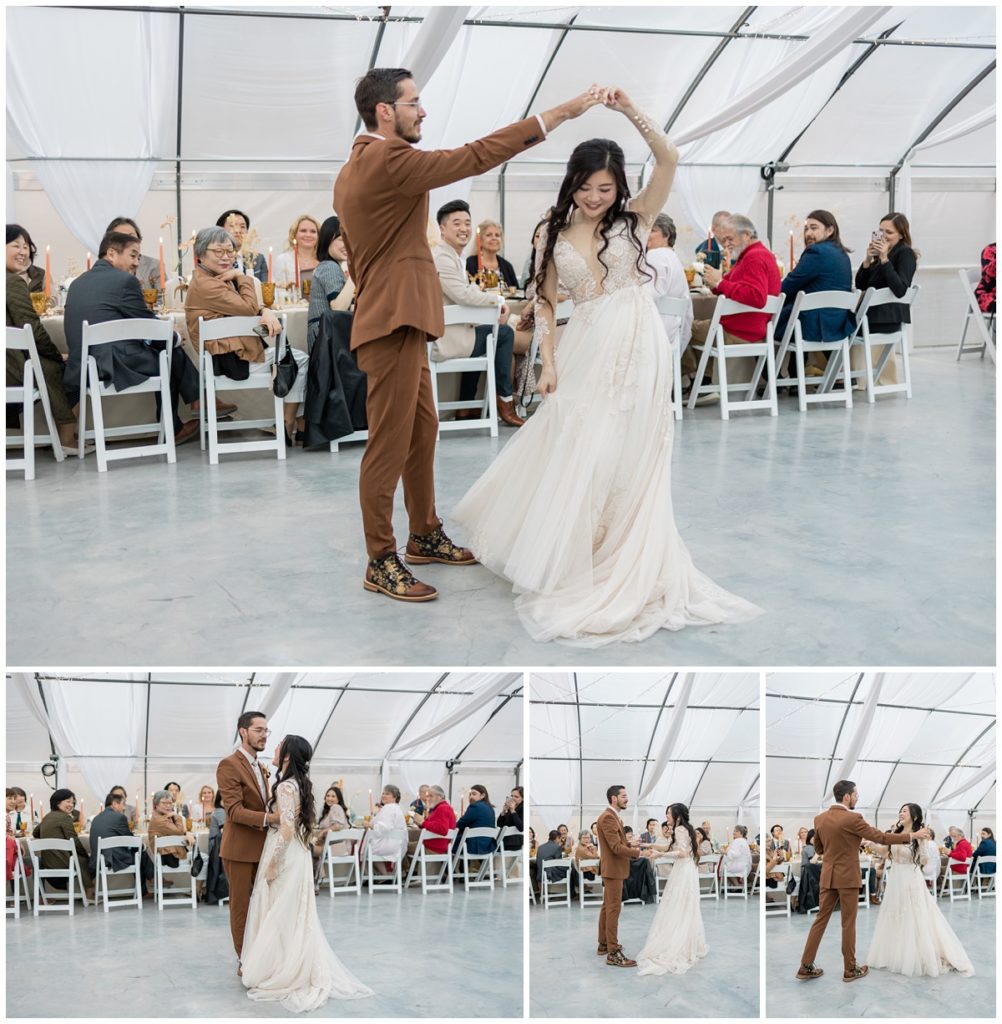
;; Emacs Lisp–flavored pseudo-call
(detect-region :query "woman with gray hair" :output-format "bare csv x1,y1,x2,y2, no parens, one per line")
147,788,194,867
645,211,693,350
365,784,407,871
184,226,309,445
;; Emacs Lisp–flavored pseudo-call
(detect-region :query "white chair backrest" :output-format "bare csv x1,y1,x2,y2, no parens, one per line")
976,855,996,871
443,302,500,329
6,323,35,353
198,314,270,344
96,836,142,852
29,838,76,854
82,317,174,346
461,826,499,845
418,827,459,846
965,267,981,287
154,834,189,855
716,293,784,319
699,854,722,867
866,285,919,309
326,827,364,850
795,289,859,313
577,857,599,871
655,295,690,318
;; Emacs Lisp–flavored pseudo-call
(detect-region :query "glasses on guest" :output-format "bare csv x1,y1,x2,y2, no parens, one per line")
205,247,235,257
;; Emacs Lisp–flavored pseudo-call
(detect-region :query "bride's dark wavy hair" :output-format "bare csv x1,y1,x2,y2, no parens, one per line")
667,803,701,864
268,734,315,845
892,802,924,866
532,138,648,308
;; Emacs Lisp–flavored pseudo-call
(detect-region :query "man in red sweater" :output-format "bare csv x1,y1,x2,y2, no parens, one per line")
685,214,781,394
415,785,456,854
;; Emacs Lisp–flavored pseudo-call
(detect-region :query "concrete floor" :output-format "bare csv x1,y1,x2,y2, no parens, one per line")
530,893,759,1017
765,894,995,1017
5,884,522,1018
6,349,994,666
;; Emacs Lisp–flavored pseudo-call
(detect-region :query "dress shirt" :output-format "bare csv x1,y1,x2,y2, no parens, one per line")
239,746,269,828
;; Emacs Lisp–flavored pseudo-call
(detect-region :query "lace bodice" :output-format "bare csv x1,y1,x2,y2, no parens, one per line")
671,825,693,856
889,841,921,866
270,778,300,871
545,218,653,304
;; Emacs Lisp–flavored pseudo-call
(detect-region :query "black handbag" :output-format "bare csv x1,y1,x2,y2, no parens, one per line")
271,339,299,398
190,847,204,878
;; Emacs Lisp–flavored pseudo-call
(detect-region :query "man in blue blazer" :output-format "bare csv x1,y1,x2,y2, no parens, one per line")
775,210,854,349
89,791,154,895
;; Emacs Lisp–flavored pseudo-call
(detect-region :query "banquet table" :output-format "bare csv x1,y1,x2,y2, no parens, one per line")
690,290,718,322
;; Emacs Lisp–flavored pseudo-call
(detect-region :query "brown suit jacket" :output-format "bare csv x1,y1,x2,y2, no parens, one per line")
332,117,546,350
597,807,639,880
184,266,265,362
216,749,271,863
812,804,910,890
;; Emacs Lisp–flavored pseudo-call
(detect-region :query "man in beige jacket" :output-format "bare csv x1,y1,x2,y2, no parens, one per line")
432,199,523,428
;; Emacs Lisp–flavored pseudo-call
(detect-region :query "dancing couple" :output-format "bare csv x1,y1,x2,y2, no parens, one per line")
796,779,974,983
335,69,761,646
597,786,707,975
216,711,373,1012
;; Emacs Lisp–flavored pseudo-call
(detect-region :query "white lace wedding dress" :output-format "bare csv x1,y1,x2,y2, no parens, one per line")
637,826,708,975
240,779,374,1011
866,841,975,977
452,215,762,646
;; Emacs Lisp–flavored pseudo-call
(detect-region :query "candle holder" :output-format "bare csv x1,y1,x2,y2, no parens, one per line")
683,267,696,287
142,287,159,311
301,278,312,299
480,269,500,291
261,282,275,308
30,292,49,316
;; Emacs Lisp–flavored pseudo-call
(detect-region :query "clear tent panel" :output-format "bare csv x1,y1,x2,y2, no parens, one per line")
579,755,646,801
460,699,522,761
639,761,708,811
573,671,674,704
766,672,860,699
673,707,744,760
891,712,992,765
145,680,248,757
766,756,831,810
881,761,952,815
694,672,760,707
529,672,574,703
313,688,422,759
577,705,664,759
5,685,49,765
530,701,581,760
854,705,936,762
765,695,854,759
938,672,996,713
684,761,758,811
931,764,997,811
707,709,759,762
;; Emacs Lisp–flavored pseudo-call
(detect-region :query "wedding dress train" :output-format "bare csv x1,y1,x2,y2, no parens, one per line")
240,779,374,1011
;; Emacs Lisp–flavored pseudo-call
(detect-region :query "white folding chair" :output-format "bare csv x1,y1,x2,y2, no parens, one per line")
153,835,196,909
540,859,571,907
723,861,750,900
687,294,783,419
972,856,996,898
772,290,861,412
322,828,364,896
95,835,143,912
764,861,792,917
517,299,574,418
654,294,689,421
78,317,177,472
429,302,501,437
197,314,289,463
850,285,919,403
574,858,604,906
28,838,89,915
453,826,501,891
365,830,406,894
858,865,872,908
329,428,368,453
5,842,31,918
653,856,674,903
939,857,972,902
698,854,721,900
404,828,458,894
956,267,996,364
6,323,66,478
494,827,524,888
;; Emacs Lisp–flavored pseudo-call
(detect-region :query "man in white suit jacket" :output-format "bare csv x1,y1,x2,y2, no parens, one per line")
431,199,523,427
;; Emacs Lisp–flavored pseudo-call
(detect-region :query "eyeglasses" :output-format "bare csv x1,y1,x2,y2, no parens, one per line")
391,100,424,110
205,247,235,257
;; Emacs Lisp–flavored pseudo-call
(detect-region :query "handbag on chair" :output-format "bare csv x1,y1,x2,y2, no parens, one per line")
271,341,299,398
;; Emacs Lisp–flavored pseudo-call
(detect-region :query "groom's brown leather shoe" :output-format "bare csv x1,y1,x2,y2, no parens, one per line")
364,553,438,602
796,963,824,981
606,950,637,968
843,963,869,982
405,525,477,566
596,943,608,956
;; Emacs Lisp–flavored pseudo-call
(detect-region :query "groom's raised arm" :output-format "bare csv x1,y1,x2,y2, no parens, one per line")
597,815,639,860
217,759,267,830
847,815,910,846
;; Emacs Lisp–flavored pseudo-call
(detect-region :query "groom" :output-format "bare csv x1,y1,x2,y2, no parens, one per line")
597,785,641,967
796,779,931,983
216,710,280,972
333,68,606,603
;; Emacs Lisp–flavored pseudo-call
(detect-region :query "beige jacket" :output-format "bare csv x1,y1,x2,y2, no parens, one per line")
430,243,500,361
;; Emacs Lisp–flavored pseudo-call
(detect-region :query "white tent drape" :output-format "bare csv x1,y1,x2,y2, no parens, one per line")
824,672,885,806
402,6,471,90
256,673,301,722
636,673,696,803
897,104,997,219
931,759,997,809
5,7,175,252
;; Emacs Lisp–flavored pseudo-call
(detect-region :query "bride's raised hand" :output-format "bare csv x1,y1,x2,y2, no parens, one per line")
604,87,634,114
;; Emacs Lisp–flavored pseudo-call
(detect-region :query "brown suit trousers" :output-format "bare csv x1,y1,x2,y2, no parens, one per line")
597,879,624,951
800,887,860,972
221,858,259,959
356,326,440,558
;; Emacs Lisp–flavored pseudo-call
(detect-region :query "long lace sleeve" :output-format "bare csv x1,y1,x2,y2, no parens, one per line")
626,106,678,226
672,826,693,858
266,780,298,882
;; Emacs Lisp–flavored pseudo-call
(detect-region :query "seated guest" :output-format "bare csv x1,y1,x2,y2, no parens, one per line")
768,824,790,858
366,785,407,869
723,825,753,885
800,828,817,863
535,829,565,887
184,226,309,445
695,827,714,870
971,827,995,876
32,788,94,899
108,785,136,824
640,818,660,845
164,781,189,818
496,786,524,849
6,222,46,292
63,230,203,445
692,214,781,391
695,210,730,269
591,821,600,844
947,826,973,874
701,820,717,852
89,791,153,895
975,241,995,314
465,219,520,290
921,829,940,887
793,826,810,855
432,199,523,428
774,210,853,366
416,785,456,854
194,785,215,823
454,784,496,855
312,784,350,889
306,215,354,351
411,784,432,817
215,209,268,282
6,787,28,834
645,213,693,351
556,823,572,852
208,789,227,841
661,821,672,843
854,212,918,386
7,225,84,452
529,828,537,857
147,789,193,867
274,215,322,287
105,217,159,290
574,830,599,873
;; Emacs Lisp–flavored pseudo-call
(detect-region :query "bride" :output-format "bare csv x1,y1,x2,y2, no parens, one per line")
866,803,975,978
240,734,374,1011
636,803,708,975
452,87,761,646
